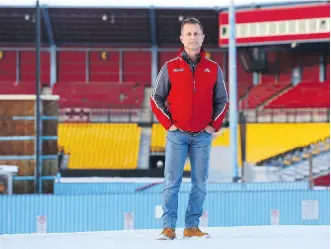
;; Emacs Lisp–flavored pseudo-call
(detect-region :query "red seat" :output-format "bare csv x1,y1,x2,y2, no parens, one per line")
239,82,290,109
265,81,330,109
54,81,145,109
0,81,37,94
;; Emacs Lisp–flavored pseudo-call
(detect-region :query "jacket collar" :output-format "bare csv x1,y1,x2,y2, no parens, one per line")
178,46,205,64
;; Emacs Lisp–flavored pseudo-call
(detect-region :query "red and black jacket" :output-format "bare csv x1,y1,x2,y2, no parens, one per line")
150,47,228,132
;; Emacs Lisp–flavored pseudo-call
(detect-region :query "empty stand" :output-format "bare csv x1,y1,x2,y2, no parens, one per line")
212,123,330,164
236,55,254,99
277,152,330,182
265,81,330,108
150,123,167,152
0,81,36,94
53,82,146,109
0,81,146,109
0,51,16,81
58,123,141,169
0,51,50,84
89,51,120,82
240,82,290,109
325,55,330,82
299,54,320,82
260,137,330,167
278,51,292,83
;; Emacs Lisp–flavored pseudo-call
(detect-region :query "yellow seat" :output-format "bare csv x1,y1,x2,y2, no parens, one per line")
150,123,167,152
150,123,330,170
58,123,141,169
211,123,330,164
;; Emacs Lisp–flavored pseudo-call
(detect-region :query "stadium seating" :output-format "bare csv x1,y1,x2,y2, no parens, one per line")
0,81,145,109
212,123,330,164
54,81,146,109
57,123,141,169
265,81,330,109
0,81,36,94
239,82,290,109
301,60,320,82
273,152,330,182
150,123,167,152
260,137,330,167
326,62,330,82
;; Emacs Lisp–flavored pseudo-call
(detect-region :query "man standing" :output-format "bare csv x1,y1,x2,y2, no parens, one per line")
150,17,228,240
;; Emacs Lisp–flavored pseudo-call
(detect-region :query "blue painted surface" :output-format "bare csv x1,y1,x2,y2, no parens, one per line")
12,116,58,121
54,181,310,195
0,136,57,141
0,155,57,161
0,188,329,234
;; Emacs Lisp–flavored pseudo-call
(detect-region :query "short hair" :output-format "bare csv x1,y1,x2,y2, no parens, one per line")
181,17,204,34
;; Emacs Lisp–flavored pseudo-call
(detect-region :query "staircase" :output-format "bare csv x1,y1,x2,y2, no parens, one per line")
137,127,152,169
138,87,153,124
137,87,154,169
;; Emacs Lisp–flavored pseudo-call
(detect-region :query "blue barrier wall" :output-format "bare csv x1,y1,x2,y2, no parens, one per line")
0,189,329,234
54,181,311,195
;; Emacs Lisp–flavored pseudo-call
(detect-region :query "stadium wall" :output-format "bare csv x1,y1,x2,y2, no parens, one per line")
0,185,329,234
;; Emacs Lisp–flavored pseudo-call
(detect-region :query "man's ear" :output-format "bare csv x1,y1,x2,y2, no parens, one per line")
179,35,184,44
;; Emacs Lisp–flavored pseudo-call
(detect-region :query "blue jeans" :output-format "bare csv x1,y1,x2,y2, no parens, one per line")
162,129,212,229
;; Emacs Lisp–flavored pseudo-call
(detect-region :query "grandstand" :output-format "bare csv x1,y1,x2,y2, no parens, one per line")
0,1,329,193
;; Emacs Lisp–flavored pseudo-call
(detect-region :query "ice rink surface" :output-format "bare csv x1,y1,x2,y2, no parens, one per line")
1,225,329,249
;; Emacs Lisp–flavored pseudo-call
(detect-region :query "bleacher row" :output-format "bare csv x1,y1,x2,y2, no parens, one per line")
0,79,329,110
0,50,329,173
58,123,141,169
0,81,146,109
259,137,330,167
55,123,330,169
0,50,329,110
168,123,330,165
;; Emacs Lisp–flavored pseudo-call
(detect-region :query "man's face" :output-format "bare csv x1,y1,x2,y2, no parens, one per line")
180,23,205,52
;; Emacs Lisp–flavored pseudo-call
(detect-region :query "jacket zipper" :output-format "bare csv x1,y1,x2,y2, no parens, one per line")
192,63,197,130
193,63,196,92
182,56,199,130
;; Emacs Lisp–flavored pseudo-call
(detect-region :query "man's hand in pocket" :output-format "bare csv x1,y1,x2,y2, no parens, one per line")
204,125,215,135
169,125,178,131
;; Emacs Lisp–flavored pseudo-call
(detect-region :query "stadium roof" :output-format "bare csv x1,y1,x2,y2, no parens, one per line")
0,0,328,46
0,0,326,8
0,7,221,46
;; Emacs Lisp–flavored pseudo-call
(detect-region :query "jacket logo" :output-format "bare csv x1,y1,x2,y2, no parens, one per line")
204,68,211,73
173,68,184,72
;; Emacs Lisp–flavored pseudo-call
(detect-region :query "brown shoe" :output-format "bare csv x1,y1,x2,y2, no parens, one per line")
156,228,176,240
183,227,210,238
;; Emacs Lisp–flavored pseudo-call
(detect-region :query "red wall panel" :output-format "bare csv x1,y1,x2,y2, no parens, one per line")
208,51,224,70
158,51,178,71
20,51,50,84
58,51,85,82
299,54,320,82
123,51,151,85
89,51,120,82
0,51,16,81
278,52,292,83
326,66,330,82
261,52,277,84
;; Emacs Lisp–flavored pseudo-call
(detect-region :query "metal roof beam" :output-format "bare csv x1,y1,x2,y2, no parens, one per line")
149,7,157,46
41,6,55,45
